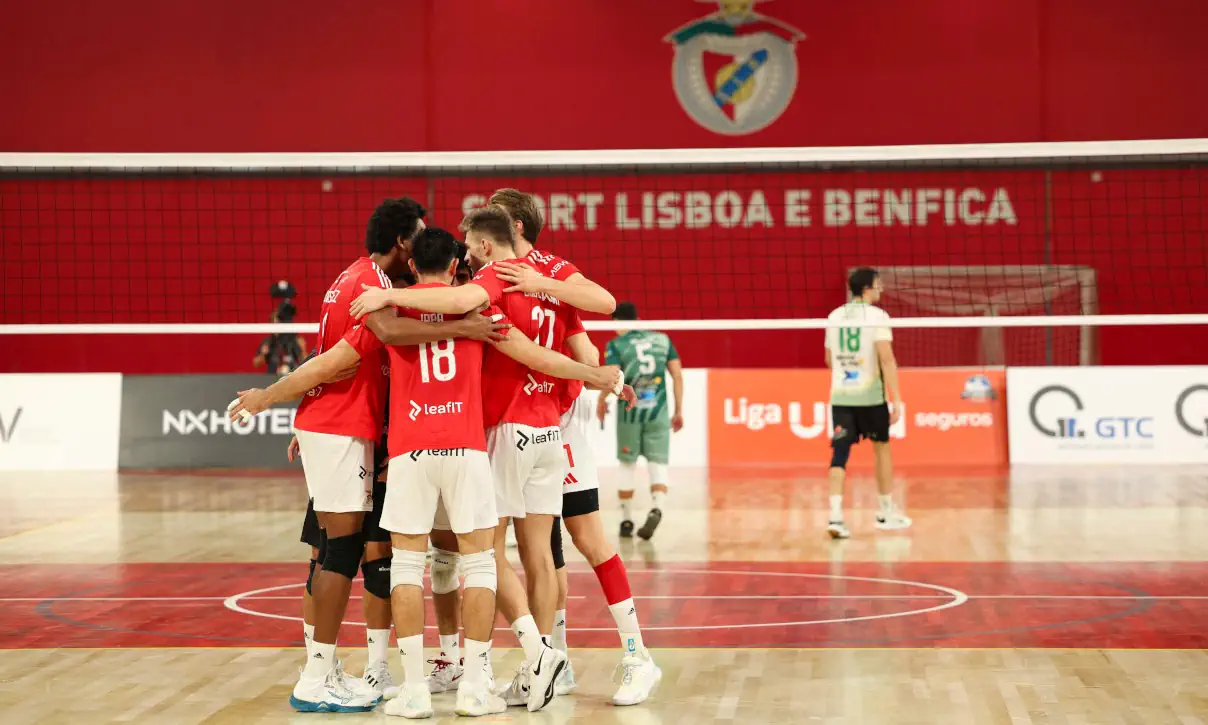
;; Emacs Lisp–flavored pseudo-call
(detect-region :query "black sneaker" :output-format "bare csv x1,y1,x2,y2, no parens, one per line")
619,519,635,538
637,508,662,540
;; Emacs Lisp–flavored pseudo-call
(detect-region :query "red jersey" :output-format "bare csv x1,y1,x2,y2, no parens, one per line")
471,261,582,429
374,284,487,456
293,257,391,441
524,249,590,415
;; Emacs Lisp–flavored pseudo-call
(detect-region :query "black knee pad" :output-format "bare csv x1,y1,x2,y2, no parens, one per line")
306,558,320,595
830,436,854,469
361,556,392,599
323,533,365,580
551,517,565,570
316,529,329,563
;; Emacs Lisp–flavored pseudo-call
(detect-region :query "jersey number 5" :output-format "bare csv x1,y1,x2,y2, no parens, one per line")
418,339,457,382
634,340,656,374
839,328,861,353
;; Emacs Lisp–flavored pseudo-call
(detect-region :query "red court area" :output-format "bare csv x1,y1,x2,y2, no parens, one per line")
2,562,1205,650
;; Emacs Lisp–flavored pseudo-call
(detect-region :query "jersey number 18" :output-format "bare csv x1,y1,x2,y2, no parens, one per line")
418,339,456,382
838,328,861,353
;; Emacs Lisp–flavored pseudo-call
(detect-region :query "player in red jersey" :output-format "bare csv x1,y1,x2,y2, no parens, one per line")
351,206,635,711
240,220,624,715
487,188,662,705
231,203,504,714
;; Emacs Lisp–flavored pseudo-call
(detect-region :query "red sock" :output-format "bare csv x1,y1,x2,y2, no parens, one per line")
593,554,632,606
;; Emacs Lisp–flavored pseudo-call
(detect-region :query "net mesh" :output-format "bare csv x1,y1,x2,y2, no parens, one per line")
1,141,1206,373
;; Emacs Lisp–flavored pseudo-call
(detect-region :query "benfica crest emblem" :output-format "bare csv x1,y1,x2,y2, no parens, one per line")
666,0,805,136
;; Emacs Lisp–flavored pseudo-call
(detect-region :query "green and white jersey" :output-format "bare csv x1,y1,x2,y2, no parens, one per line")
605,330,678,425
825,301,893,406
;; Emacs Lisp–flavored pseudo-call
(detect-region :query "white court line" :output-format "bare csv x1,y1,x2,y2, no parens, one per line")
5,594,1208,603
224,570,970,632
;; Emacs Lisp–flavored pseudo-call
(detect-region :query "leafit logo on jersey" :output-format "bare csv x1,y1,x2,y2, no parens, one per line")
524,374,554,396
409,400,464,422
667,0,804,136
516,429,560,452
1028,385,1153,445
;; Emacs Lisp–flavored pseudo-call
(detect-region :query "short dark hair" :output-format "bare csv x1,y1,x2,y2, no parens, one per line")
488,188,543,243
365,197,427,255
848,267,879,297
411,226,461,275
459,206,516,247
613,301,638,321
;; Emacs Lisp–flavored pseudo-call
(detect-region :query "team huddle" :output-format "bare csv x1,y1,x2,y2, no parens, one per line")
231,190,673,718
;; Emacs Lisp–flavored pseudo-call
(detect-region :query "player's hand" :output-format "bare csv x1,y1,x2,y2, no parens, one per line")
618,384,637,410
460,306,511,342
229,388,274,420
287,435,300,463
596,395,609,424
329,360,360,383
672,412,684,432
494,261,546,294
588,364,624,393
889,401,902,426
350,285,392,319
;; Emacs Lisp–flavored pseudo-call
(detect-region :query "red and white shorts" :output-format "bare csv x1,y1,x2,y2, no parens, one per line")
381,449,496,535
295,429,374,514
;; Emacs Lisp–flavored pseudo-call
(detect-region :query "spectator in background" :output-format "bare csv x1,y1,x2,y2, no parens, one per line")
254,280,309,376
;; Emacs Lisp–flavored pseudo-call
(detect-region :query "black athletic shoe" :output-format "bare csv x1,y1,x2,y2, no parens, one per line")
637,508,662,540
619,519,635,538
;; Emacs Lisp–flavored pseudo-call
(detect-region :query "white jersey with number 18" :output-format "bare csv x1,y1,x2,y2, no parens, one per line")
825,301,893,407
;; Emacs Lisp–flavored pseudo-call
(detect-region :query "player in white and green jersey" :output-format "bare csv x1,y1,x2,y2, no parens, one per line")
823,268,912,540
597,302,683,540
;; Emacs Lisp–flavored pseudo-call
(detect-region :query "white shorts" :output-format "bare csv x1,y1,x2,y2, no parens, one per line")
488,423,567,519
559,396,599,495
381,449,497,535
295,429,374,514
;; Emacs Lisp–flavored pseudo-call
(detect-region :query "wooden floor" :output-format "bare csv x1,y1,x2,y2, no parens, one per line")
1,465,1207,723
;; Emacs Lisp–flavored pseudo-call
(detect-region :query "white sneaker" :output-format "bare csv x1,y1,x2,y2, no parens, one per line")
427,656,464,693
290,667,380,713
875,510,913,531
554,656,577,696
455,678,507,717
363,661,398,700
612,654,662,706
495,665,530,708
384,682,433,719
827,521,851,539
526,646,567,712
333,659,382,702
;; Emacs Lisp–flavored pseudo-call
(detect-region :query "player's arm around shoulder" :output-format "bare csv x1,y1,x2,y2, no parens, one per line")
229,339,362,419
363,307,508,345
493,327,618,391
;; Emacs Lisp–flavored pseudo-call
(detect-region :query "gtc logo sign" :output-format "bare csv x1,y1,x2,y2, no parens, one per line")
1028,385,1084,438
1028,385,1153,440
1175,384,1208,437
666,0,804,136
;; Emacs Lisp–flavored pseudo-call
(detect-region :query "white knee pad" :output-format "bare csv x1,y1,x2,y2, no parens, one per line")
389,548,427,591
430,548,460,595
459,550,497,593
617,461,637,493
648,462,669,486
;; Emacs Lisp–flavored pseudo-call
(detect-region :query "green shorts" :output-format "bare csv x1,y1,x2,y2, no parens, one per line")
616,419,670,464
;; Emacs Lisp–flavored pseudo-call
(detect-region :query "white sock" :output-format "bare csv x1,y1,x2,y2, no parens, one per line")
366,628,391,668
620,498,634,521
303,641,336,681
511,614,545,662
607,599,646,656
829,494,844,522
879,494,894,515
651,490,666,510
398,633,426,685
553,609,568,652
439,633,460,662
303,622,315,658
462,638,490,687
